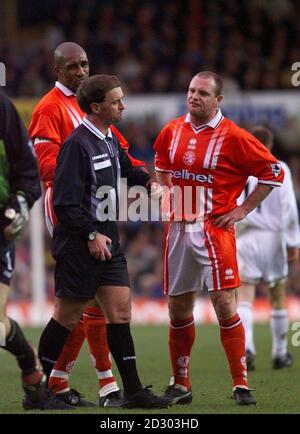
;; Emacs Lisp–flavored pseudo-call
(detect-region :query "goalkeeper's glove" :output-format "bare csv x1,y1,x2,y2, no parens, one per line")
3,192,29,241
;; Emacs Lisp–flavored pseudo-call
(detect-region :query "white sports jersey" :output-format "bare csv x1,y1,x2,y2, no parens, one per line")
237,161,300,248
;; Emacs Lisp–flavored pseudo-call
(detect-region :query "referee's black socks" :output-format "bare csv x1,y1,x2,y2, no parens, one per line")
38,318,70,382
106,323,142,395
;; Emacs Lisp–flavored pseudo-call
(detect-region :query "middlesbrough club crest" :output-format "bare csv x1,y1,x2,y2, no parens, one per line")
183,150,196,166
177,356,190,368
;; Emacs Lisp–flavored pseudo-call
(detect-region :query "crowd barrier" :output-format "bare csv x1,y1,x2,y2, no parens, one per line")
6,296,300,326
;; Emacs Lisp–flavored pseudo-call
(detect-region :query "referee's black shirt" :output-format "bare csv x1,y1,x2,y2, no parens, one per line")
53,118,150,241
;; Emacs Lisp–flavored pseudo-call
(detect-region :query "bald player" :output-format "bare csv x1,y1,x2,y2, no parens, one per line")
29,42,145,408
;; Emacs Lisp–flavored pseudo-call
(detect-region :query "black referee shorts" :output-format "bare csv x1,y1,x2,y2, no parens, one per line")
54,236,130,299
0,241,15,286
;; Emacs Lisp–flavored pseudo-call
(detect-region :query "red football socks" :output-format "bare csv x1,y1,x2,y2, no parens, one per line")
169,316,195,390
219,313,248,389
49,307,118,396
48,319,85,393
83,306,118,396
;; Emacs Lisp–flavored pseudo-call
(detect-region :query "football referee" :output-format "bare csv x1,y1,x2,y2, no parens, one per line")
38,74,173,409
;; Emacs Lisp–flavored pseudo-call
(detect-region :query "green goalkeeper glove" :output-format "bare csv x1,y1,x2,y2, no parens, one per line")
4,192,29,241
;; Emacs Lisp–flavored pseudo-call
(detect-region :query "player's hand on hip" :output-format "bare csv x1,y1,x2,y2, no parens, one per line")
3,193,29,241
88,234,112,261
214,206,247,230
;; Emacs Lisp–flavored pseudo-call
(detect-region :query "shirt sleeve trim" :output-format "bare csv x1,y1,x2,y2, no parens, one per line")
155,166,173,173
258,180,282,187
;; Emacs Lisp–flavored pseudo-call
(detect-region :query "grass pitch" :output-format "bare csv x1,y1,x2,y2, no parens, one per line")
0,324,299,414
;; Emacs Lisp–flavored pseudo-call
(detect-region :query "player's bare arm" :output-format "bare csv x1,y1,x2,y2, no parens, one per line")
214,184,273,230
155,172,172,219
156,171,172,187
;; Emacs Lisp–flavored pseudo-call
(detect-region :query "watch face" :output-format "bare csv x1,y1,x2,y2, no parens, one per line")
88,232,97,241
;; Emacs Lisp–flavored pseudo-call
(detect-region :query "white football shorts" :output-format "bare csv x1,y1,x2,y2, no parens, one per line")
236,228,288,286
163,220,240,295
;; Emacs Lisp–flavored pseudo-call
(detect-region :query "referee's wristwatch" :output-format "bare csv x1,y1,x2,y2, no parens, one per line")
87,230,98,241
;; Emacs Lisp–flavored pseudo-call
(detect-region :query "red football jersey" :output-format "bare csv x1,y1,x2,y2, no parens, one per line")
154,112,284,221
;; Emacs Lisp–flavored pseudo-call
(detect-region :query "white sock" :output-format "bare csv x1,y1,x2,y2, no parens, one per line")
270,309,288,358
238,302,256,354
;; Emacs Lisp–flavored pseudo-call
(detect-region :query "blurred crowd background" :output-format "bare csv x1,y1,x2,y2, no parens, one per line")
2,0,300,95
1,0,300,302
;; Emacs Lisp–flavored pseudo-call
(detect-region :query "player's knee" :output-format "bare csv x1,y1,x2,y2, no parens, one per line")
106,301,132,323
118,302,132,322
53,314,81,331
117,311,132,323
269,284,286,309
53,307,84,330
0,282,10,319
168,298,191,321
53,297,88,330
271,298,285,309
0,307,6,323
213,298,234,321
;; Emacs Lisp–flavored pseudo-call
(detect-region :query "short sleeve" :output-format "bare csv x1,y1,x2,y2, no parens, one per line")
234,129,284,187
29,104,63,145
153,124,173,173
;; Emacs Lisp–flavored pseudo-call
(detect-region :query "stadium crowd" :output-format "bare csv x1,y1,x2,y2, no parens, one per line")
1,0,300,96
